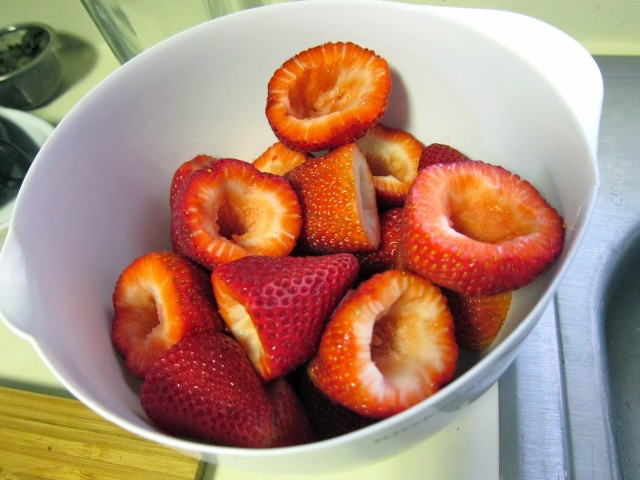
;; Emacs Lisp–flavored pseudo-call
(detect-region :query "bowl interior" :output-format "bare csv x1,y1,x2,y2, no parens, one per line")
0,0,598,468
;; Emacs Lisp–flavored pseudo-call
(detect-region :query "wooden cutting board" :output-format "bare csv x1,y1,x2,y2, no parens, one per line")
0,386,205,479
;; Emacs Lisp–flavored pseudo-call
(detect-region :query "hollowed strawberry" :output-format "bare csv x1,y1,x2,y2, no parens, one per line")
253,141,310,176
171,158,302,270
308,269,458,419
285,143,380,254
399,160,565,296
140,330,277,448
356,123,424,207
112,251,223,378
212,253,359,381
266,41,392,152
444,289,512,351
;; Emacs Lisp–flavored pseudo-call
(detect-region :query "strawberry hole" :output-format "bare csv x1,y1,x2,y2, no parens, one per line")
216,201,251,240
447,178,536,244
117,277,164,344
370,302,417,378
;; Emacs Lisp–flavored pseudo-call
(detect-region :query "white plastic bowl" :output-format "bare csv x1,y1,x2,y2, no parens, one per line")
0,1,601,474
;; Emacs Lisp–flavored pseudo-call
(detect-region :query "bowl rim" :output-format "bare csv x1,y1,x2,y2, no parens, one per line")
0,23,57,82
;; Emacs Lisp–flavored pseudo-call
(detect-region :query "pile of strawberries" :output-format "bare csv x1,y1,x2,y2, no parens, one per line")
111,42,565,448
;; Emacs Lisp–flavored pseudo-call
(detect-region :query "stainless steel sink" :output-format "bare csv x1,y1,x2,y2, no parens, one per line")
603,220,640,479
498,56,640,479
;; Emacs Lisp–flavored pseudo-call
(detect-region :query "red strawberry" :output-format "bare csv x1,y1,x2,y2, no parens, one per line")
292,369,377,440
171,158,302,270
418,143,471,169
444,289,512,351
112,251,223,378
169,154,216,209
308,269,458,419
266,41,391,152
356,123,424,207
267,377,316,447
140,331,277,448
355,207,403,278
399,160,565,295
212,253,359,381
285,143,380,254
253,142,310,176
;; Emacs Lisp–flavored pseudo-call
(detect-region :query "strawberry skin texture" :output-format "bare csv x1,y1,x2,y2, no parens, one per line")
356,123,424,208
140,331,278,448
355,207,403,278
292,369,377,440
399,160,565,296
171,158,302,270
444,289,512,351
266,41,391,152
286,143,380,254
267,377,316,447
418,143,471,170
212,253,359,381
308,269,458,419
169,154,216,209
253,141,310,176
112,251,223,378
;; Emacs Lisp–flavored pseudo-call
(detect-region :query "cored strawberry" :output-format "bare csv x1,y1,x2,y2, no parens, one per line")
292,369,377,440
266,41,391,152
444,289,512,351
418,143,471,169
355,207,402,278
356,123,424,207
171,158,302,270
308,269,458,419
267,377,316,447
112,251,223,378
212,253,359,381
286,143,380,254
400,160,565,295
140,330,277,448
169,154,216,209
253,142,310,176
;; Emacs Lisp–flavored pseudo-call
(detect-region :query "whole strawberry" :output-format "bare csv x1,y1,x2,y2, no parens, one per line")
292,369,377,440
212,253,359,381
140,331,277,448
267,377,316,447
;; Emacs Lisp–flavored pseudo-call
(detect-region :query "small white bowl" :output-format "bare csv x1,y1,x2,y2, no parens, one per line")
0,23,62,109
0,1,601,474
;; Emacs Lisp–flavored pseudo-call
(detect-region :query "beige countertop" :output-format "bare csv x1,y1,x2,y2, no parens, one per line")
4,0,640,62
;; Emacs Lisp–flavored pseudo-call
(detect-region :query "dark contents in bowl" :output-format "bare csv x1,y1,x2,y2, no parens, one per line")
0,27,49,76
